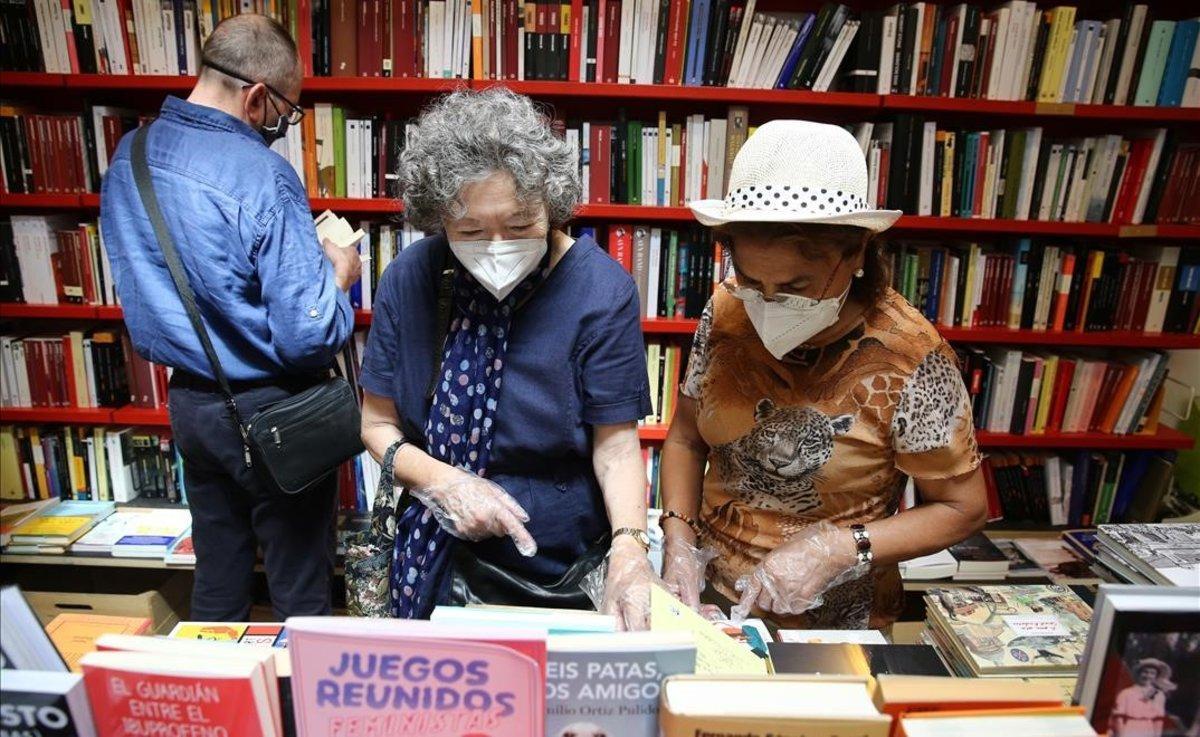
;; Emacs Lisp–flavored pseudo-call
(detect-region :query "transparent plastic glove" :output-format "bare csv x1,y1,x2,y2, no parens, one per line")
410,469,538,557
660,535,718,611
580,539,656,631
731,520,867,622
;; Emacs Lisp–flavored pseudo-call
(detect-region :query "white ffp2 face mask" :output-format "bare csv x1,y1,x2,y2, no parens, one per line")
448,238,547,301
742,285,850,360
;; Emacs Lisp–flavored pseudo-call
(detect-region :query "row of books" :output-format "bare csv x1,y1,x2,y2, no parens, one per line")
981,449,1175,528
888,242,1199,334
0,426,183,504
611,225,722,320
1092,522,1200,586
2,499,192,559
870,118,1192,225
957,346,1169,436
0,329,168,410
900,532,1094,582
17,582,1200,736
869,4,1200,106
0,0,297,75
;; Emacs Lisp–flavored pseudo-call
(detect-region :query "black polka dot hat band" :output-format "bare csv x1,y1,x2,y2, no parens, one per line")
688,120,902,233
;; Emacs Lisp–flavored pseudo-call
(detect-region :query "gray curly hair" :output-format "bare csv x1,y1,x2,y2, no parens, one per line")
399,87,582,233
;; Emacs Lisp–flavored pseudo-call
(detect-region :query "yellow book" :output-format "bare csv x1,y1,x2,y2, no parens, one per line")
13,516,91,538
1,427,23,499
646,343,661,423
650,585,768,675
1038,7,1077,102
92,427,109,501
64,432,84,500
961,243,981,326
939,131,955,216
1033,355,1059,433
169,622,251,641
28,428,49,499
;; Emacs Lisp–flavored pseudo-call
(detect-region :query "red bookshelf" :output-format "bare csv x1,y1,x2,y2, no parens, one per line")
0,407,113,425
8,195,1198,240
2,71,1197,124
0,303,99,320
110,406,171,427
637,424,1194,450
6,304,1199,349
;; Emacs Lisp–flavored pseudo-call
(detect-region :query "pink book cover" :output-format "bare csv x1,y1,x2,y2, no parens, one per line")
287,618,546,737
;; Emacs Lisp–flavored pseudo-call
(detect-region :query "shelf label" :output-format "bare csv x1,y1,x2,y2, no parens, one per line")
1118,225,1158,238
1034,102,1076,115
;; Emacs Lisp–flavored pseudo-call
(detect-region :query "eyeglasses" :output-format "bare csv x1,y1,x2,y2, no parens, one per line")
722,281,826,310
202,59,305,125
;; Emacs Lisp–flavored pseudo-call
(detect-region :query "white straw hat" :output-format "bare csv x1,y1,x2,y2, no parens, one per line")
689,120,902,232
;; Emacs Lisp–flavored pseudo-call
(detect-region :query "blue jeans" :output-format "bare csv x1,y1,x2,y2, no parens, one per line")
168,372,337,620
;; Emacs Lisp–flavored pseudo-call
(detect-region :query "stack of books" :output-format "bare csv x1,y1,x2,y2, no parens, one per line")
1094,522,1200,586
3,500,115,554
923,584,1092,678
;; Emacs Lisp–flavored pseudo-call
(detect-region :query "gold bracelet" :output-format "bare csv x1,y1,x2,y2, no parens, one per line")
660,509,700,535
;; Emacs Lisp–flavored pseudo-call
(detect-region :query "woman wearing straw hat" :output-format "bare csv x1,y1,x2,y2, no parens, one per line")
1111,658,1177,737
658,120,988,629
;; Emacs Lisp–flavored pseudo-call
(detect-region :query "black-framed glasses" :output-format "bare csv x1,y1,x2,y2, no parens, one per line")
202,59,305,125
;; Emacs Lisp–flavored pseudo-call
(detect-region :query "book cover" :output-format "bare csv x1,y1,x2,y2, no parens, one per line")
46,612,152,672
767,643,951,677
0,669,97,737
1096,523,1200,587
545,632,695,737
287,617,546,737
925,584,1093,676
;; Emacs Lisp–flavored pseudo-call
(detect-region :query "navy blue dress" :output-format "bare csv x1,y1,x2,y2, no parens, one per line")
361,233,652,582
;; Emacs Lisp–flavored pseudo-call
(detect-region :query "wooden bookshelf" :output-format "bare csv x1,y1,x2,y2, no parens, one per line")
8,304,1198,349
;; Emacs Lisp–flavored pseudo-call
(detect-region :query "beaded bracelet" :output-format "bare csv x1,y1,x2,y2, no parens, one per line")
660,509,701,535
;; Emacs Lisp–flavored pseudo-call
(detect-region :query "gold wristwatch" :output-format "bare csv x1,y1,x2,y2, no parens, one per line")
612,527,650,552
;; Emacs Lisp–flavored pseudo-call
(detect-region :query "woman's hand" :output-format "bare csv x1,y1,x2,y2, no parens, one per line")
600,536,656,631
410,468,538,557
661,534,717,611
731,521,866,621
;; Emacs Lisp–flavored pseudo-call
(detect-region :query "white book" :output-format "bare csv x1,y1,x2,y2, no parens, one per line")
1091,19,1122,104
0,337,13,407
141,0,168,75
105,429,135,503
1055,28,1078,103
617,0,634,83
985,6,1011,100
643,0,660,83
646,228,662,318
767,19,801,89
13,341,32,407
443,0,455,77
867,141,881,208
128,0,149,73
991,4,1015,99
81,337,97,408
1132,128,1167,224
707,119,727,200
917,120,936,216
738,15,770,89
1113,4,1149,105
751,17,783,88
517,26,524,79
1077,22,1104,104
1082,135,1117,221
160,1,179,75
183,3,199,74
878,12,898,94
727,0,759,88
31,0,59,73
345,119,360,198
1014,127,1042,220
815,19,860,92
980,130,1003,219
1014,3,1042,100
1033,246,1059,331
1066,139,1094,222
49,0,72,72
778,629,889,644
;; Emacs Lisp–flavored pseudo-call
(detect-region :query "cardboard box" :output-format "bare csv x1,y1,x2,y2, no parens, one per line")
23,574,189,634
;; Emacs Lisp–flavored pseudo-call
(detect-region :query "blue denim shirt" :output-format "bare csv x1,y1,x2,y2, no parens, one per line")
100,96,353,381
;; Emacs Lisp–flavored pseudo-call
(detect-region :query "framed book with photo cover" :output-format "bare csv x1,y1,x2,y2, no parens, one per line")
1076,585,1200,737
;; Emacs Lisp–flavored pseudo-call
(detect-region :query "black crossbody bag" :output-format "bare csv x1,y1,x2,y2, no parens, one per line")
132,125,364,494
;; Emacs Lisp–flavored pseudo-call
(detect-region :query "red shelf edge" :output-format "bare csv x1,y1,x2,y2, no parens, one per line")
109,407,171,427
0,407,114,425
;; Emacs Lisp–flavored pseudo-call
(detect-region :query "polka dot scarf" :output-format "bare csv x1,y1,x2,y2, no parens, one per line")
390,255,549,619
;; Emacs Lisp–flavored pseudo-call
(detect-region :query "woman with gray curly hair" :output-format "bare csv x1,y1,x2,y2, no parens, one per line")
359,87,656,629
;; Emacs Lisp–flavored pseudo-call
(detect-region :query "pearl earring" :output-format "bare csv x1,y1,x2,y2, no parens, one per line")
854,268,864,278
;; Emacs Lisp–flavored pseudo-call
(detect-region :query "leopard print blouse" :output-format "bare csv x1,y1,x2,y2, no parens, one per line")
682,286,981,629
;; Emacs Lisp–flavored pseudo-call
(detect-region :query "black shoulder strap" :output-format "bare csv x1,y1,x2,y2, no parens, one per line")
131,125,250,442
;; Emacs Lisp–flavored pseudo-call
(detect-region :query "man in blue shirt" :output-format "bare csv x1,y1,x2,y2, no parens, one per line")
100,15,360,620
